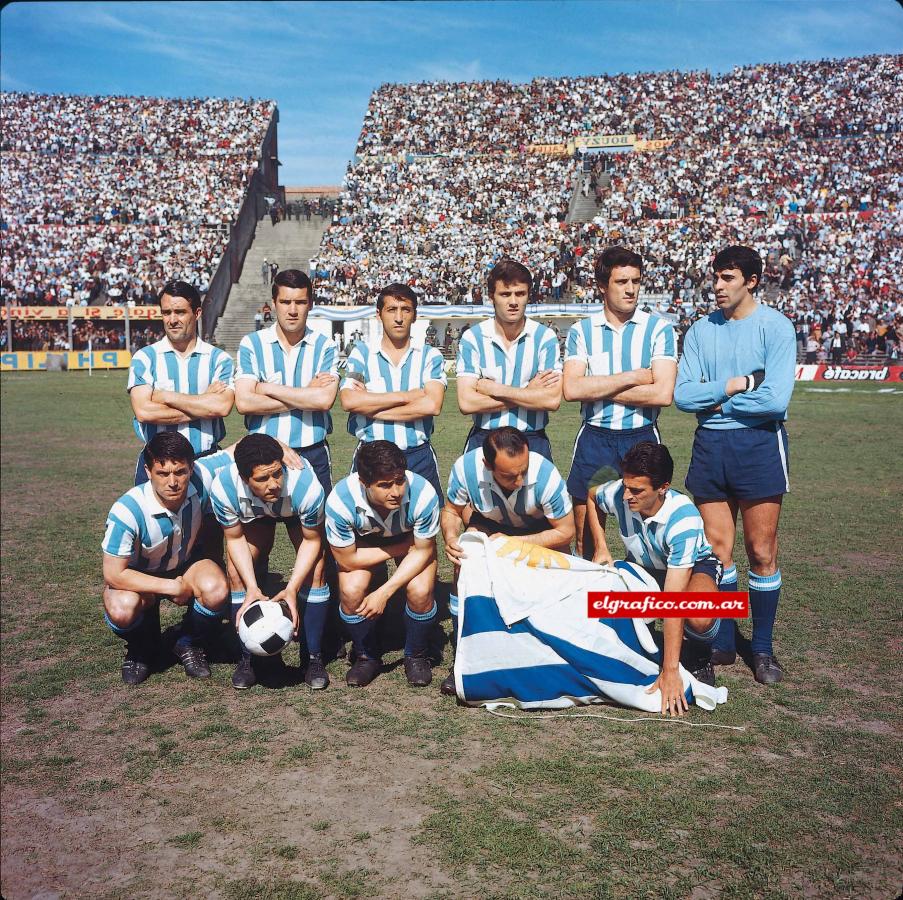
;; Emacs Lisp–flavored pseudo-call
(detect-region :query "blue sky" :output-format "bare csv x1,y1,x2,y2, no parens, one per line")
2,1,901,185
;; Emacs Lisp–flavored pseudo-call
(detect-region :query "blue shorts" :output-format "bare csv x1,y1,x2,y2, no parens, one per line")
352,440,443,503
685,423,790,502
464,427,553,462
295,441,332,496
134,444,220,486
566,423,660,502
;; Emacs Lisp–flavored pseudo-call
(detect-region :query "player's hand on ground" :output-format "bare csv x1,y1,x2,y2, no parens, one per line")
592,548,614,567
234,588,268,630
271,587,299,636
444,535,467,566
276,440,303,470
356,588,390,620
647,668,689,717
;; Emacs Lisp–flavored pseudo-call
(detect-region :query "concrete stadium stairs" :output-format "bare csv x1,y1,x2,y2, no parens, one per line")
213,217,329,356
566,171,608,224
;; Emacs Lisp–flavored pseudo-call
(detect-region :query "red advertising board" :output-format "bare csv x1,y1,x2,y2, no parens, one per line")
795,365,902,382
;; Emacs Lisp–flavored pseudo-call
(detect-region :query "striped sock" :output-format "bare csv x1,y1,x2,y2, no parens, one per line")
178,598,220,648
230,591,249,659
104,611,144,637
404,600,438,657
712,565,738,653
339,607,375,659
749,569,782,656
300,585,330,656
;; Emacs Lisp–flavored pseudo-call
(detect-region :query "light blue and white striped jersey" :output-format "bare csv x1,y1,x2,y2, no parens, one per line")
341,341,447,449
127,336,234,453
325,471,440,548
565,310,676,429
447,449,572,528
456,318,561,432
594,480,713,571
210,462,325,530
102,481,203,573
236,324,337,447
190,449,235,513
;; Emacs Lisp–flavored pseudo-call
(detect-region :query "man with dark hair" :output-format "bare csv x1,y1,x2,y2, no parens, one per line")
210,433,327,689
325,441,441,688
127,279,234,486
586,441,722,712
235,268,338,653
440,426,575,694
340,283,446,499
675,245,796,685
563,246,677,559
102,432,229,685
456,259,561,460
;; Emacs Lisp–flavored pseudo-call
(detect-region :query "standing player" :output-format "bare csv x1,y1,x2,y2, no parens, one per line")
440,427,575,695
455,259,561,460
563,246,677,558
586,442,722,711
325,442,441,688
234,269,337,647
674,246,796,684
102,433,229,685
127,280,234,485
340,283,446,498
210,434,327,690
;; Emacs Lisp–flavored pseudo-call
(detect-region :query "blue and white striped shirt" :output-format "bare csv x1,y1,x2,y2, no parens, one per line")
127,337,234,453
210,462,325,530
456,318,561,432
565,310,676,429
341,341,447,449
325,471,440,548
447,450,572,528
102,481,203,573
594,481,713,571
190,449,235,512
236,324,337,448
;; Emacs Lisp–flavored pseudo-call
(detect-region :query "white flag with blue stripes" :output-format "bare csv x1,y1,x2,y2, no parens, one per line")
454,533,728,712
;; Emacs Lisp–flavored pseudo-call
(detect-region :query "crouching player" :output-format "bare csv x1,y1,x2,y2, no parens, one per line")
211,434,328,690
102,433,229,684
325,441,441,688
440,427,576,694
586,442,722,716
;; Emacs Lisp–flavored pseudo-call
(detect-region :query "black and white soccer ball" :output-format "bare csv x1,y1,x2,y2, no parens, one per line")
238,600,294,656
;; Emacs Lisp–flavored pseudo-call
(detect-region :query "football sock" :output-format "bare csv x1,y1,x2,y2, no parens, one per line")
339,608,375,659
104,610,144,637
748,570,781,656
712,565,738,653
230,591,250,661
404,600,437,657
178,598,220,648
300,585,330,656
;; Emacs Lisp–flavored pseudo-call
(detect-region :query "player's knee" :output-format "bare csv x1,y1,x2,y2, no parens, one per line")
104,596,141,629
406,586,434,614
197,576,229,610
745,540,778,573
687,617,716,636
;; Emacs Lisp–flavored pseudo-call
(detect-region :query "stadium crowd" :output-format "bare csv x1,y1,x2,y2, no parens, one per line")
0,93,275,308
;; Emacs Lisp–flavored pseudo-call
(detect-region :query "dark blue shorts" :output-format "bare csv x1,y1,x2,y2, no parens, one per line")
352,440,443,503
294,440,332,496
685,423,790,502
134,444,220,486
464,427,553,462
566,423,660,501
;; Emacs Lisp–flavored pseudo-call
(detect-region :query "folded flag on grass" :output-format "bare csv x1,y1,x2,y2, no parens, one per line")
454,533,728,712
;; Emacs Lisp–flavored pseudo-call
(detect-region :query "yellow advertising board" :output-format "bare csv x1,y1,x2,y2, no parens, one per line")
0,306,161,321
0,350,132,371
569,134,636,153
527,143,569,157
634,138,674,152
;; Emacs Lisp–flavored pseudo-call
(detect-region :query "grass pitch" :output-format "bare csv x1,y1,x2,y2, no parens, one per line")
1,372,901,899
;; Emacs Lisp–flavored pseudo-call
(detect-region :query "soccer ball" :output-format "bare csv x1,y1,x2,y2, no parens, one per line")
238,600,294,656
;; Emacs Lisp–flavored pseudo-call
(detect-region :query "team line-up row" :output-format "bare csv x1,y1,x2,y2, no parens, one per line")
103,246,796,712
